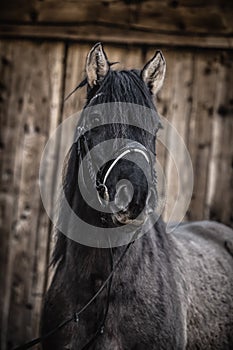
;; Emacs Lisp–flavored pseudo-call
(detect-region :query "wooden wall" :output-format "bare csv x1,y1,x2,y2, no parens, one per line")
0,39,232,349
1,0,233,48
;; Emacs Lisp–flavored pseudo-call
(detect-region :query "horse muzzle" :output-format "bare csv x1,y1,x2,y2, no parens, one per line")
96,142,156,225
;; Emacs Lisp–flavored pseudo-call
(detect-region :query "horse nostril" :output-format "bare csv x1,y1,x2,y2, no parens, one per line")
114,180,134,211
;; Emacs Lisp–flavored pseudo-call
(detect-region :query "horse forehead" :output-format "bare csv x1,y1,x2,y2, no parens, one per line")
82,103,160,138
88,71,146,103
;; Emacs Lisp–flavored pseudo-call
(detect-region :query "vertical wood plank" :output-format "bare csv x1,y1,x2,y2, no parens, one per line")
63,43,90,119
152,48,176,174
145,48,187,222
0,40,64,349
155,49,177,221
30,42,65,342
162,50,194,223
187,52,218,221
0,41,23,350
45,43,91,292
206,51,233,227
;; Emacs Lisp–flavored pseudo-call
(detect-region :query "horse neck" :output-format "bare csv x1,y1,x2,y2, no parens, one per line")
62,217,168,282
65,241,113,281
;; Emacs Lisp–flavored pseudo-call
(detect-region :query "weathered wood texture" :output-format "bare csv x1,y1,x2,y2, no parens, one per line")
0,0,233,48
157,49,194,224
0,40,232,349
0,40,65,350
153,48,233,225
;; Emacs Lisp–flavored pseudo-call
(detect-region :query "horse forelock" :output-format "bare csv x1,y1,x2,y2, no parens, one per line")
86,69,156,107
84,69,161,150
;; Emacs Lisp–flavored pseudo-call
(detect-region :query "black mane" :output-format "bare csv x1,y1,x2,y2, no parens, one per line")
87,70,155,107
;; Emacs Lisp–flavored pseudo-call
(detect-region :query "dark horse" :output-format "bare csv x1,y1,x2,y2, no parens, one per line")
41,43,233,349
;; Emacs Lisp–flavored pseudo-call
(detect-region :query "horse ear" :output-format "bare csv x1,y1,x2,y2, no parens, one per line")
86,43,110,88
141,50,166,95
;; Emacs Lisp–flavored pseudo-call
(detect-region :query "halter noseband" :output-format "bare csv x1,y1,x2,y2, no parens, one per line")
103,147,150,185
95,143,152,207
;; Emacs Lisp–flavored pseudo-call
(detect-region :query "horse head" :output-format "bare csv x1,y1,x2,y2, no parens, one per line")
61,43,166,246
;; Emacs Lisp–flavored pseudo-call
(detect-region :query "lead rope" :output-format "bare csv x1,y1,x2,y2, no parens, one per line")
13,238,135,350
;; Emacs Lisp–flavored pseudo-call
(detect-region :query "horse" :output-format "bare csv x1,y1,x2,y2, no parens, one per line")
41,43,233,350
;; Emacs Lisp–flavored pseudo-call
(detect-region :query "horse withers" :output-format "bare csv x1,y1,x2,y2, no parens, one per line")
41,43,233,349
